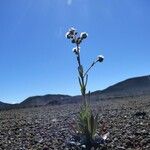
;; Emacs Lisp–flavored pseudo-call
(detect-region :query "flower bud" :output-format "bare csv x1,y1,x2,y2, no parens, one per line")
69,27,76,35
97,55,104,62
71,39,76,43
65,32,71,39
76,37,82,44
72,47,80,54
80,32,88,39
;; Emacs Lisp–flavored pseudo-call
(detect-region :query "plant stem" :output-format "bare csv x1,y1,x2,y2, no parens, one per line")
76,44,86,105
83,61,97,78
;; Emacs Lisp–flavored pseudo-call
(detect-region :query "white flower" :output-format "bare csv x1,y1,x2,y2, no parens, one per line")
72,47,77,53
97,55,104,62
80,32,88,39
69,27,76,32
65,27,77,39
72,47,80,54
65,31,71,39
69,27,76,35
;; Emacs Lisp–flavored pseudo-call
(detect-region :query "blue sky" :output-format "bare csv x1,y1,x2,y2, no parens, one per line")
0,0,150,103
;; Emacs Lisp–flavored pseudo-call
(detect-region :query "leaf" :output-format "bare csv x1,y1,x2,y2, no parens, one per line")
78,77,82,88
85,75,88,87
77,105,99,141
87,112,92,136
78,65,84,77
90,113,95,137
81,85,86,96
93,114,98,136
87,91,91,103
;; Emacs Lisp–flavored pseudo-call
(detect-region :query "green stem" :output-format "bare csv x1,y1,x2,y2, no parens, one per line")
83,61,97,78
76,44,86,105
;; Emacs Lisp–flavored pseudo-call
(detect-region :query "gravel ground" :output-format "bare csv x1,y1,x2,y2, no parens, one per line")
0,95,150,150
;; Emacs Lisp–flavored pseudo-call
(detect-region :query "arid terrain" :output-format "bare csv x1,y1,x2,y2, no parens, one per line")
0,95,149,150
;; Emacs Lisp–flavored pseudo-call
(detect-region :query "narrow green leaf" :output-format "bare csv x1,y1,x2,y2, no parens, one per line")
78,77,82,88
85,74,88,87
78,65,84,77
93,114,98,136
90,113,94,137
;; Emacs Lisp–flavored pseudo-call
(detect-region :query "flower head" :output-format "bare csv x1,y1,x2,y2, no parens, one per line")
97,55,104,62
72,47,80,55
69,27,76,35
65,31,71,39
65,27,77,40
80,32,88,40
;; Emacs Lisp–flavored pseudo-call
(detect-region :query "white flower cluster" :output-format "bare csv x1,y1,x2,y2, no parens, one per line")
65,27,77,39
65,27,104,63
65,27,88,45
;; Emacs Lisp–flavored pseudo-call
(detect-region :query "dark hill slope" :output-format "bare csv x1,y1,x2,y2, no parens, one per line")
93,75,150,98
20,94,71,107
0,101,13,110
1,75,150,109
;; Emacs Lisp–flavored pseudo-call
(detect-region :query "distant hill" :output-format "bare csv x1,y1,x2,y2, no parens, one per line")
93,75,150,98
20,94,72,107
0,75,150,109
0,101,13,110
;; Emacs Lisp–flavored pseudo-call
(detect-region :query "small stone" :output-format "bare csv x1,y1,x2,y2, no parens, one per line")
51,118,57,122
81,145,86,148
117,146,126,150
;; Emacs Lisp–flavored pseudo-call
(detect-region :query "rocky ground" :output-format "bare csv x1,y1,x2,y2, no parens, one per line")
0,95,150,150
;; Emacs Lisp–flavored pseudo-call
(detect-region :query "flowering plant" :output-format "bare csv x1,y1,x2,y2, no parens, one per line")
66,27,104,149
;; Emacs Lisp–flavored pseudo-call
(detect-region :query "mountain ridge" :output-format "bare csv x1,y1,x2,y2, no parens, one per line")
0,75,150,109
